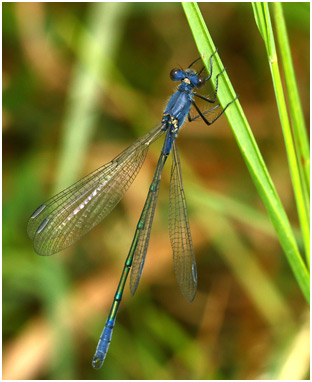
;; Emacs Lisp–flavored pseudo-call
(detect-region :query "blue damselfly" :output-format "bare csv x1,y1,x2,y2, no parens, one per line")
28,51,237,368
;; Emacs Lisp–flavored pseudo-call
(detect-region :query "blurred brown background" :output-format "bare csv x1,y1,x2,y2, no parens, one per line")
3,2,309,380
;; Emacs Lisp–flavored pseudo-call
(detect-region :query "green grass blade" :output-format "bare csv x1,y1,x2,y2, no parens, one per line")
252,2,309,265
182,2,309,302
273,3,310,202
54,2,127,190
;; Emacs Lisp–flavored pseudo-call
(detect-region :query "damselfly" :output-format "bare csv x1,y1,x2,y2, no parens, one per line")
28,51,237,368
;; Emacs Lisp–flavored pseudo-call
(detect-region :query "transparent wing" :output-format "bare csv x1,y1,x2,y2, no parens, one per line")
27,123,164,256
130,153,167,295
169,141,197,302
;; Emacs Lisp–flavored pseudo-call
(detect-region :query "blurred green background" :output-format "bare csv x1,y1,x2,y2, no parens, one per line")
3,2,309,380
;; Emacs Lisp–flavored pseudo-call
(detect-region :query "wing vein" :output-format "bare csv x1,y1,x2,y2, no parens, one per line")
28,123,164,255
168,141,197,302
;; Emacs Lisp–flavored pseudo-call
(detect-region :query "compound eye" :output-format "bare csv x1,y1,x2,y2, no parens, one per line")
170,68,180,81
197,76,205,88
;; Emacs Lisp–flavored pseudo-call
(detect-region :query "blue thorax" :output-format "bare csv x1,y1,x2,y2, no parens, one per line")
161,68,205,155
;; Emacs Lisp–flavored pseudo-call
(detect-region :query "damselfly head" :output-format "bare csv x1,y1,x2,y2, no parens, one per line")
169,68,205,88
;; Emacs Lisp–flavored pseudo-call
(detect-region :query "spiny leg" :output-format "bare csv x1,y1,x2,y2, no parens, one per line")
188,49,219,76
188,102,222,123
191,96,238,126
194,67,226,104
203,49,218,80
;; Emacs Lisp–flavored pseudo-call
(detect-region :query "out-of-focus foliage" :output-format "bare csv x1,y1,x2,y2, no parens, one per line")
3,2,309,380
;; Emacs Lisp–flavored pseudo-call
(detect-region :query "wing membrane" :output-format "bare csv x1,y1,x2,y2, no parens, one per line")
130,153,167,295
28,123,164,256
168,141,197,302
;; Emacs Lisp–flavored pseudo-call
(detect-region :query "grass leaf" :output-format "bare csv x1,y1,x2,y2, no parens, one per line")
273,3,310,212
252,2,310,266
182,2,309,302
